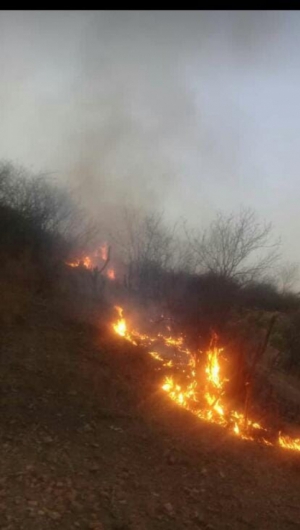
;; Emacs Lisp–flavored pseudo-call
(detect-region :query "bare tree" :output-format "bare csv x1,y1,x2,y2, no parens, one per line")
0,161,98,257
275,261,299,293
111,207,181,296
188,208,280,283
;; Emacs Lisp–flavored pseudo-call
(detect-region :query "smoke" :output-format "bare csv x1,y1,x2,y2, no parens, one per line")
1,11,300,259
0,11,198,220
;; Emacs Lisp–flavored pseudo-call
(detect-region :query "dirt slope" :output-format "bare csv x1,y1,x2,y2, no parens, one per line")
0,299,300,530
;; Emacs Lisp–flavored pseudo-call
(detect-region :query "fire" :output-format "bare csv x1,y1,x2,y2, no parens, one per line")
149,352,173,367
206,345,224,388
278,434,300,451
83,256,92,269
65,259,80,268
111,305,300,452
112,306,130,339
65,255,93,269
65,243,116,275
107,268,116,280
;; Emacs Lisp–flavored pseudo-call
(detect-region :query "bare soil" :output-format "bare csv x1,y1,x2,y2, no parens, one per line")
0,298,300,530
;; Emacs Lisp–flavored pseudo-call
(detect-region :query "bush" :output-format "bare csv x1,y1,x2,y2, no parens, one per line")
0,161,96,264
0,161,100,323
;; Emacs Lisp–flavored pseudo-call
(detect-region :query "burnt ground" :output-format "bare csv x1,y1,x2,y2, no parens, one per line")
0,298,300,530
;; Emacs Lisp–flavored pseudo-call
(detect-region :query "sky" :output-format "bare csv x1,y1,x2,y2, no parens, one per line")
1,11,300,263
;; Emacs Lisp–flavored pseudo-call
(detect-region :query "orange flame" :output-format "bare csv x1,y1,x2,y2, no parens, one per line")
278,433,300,451
65,243,115,274
111,306,300,452
112,306,128,339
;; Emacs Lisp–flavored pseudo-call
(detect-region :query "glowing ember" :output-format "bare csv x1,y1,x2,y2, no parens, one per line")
107,268,116,280
83,256,92,269
111,305,300,452
65,255,94,270
149,352,173,367
65,259,80,268
149,351,164,362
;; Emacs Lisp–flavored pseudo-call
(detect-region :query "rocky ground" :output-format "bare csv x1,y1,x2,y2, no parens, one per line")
0,297,300,530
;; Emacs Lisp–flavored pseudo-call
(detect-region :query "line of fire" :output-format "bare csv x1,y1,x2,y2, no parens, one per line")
66,245,300,453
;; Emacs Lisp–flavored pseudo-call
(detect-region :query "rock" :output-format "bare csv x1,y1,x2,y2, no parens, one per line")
83,423,93,432
190,488,200,499
164,502,174,515
43,436,53,444
89,464,100,473
28,500,38,506
100,490,110,499
192,510,205,524
167,453,177,465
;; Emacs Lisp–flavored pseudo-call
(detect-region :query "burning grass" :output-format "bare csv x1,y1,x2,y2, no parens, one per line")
65,244,116,280
111,305,300,452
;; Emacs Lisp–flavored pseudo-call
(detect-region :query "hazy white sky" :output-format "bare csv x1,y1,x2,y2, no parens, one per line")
1,11,300,260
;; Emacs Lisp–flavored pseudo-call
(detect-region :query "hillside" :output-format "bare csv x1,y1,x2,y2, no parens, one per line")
0,297,300,530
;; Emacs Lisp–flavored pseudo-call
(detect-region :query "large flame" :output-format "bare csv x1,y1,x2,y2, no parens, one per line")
112,306,128,338
112,306,300,452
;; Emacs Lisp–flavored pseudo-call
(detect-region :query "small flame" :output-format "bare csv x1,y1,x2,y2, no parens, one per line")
107,268,116,280
65,259,80,268
65,243,115,273
83,256,92,269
